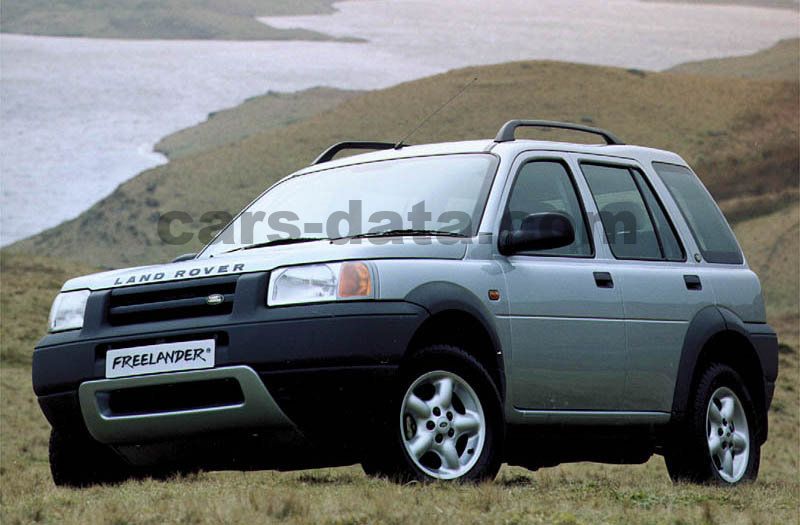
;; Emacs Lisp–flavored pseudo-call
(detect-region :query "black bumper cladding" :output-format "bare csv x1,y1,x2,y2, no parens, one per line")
33,272,428,466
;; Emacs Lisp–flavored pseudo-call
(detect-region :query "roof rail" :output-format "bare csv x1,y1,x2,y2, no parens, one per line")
312,141,406,165
494,120,624,145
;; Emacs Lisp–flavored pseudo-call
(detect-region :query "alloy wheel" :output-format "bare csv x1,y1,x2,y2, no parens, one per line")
399,370,486,480
706,386,750,483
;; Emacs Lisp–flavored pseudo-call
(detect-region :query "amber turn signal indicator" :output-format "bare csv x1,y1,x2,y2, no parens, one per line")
338,262,373,298
488,289,500,301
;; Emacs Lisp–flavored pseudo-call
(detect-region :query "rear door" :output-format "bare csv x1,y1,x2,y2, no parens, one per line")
651,162,760,322
498,154,627,411
576,156,715,412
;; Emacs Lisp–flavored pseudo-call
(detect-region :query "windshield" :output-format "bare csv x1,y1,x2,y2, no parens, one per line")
201,153,498,257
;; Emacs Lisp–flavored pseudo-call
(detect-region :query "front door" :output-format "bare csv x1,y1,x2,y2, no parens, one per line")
499,156,627,410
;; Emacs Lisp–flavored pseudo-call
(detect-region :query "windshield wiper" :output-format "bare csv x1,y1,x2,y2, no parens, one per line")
220,237,327,254
338,229,467,240
217,230,466,255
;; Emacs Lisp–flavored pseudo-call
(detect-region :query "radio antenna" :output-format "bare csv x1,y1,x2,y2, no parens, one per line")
394,76,478,148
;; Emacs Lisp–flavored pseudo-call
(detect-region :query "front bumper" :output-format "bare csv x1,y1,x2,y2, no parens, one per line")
34,290,427,454
78,365,294,444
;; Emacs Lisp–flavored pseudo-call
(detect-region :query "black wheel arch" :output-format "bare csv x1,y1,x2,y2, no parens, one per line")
672,306,773,443
404,282,506,400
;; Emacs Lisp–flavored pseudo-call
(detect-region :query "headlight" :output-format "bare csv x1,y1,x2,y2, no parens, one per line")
48,290,90,332
268,262,376,306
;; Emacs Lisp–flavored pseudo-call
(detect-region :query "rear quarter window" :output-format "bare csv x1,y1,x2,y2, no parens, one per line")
652,162,743,264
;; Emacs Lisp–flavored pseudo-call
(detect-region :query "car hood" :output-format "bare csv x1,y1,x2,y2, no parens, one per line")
62,238,469,291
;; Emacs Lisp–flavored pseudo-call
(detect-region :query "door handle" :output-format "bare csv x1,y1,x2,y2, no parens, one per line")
593,272,614,288
684,274,702,291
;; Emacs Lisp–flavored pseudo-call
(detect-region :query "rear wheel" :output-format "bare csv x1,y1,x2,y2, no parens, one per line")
362,345,503,482
664,363,760,485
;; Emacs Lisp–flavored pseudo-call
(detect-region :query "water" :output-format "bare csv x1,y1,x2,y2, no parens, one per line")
1,0,797,245
264,0,799,71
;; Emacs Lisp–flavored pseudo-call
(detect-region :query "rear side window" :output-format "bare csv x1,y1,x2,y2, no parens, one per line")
581,163,683,261
652,162,743,264
631,170,685,261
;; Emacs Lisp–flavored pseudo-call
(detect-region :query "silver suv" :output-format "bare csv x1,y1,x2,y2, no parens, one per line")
34,120,777,486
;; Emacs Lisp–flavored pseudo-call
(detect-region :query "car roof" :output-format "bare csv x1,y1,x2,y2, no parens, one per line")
292,139,687,176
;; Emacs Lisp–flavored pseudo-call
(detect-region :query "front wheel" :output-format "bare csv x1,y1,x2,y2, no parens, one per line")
363,345,503,482
49,429,133,487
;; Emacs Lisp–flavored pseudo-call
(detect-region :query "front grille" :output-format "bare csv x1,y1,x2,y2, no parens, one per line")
105,378,244,416
108,275,238,326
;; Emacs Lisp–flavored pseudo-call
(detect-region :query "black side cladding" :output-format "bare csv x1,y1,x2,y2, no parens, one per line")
671,306,778,443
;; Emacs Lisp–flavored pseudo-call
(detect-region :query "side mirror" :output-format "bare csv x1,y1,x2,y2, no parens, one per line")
171,253,197,263
499,212,575,255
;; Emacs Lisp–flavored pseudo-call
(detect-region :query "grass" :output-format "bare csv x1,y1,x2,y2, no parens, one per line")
670,38,800,81
0,0,354,41
0,451,798,524
9,56,799,267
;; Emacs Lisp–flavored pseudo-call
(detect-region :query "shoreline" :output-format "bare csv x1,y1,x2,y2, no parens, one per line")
643,0,798,9
2,0,796,246
8,48,798,266
3,0,796,43
0,0,356,42
3,36,794,248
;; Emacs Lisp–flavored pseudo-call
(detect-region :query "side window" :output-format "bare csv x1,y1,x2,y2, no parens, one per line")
502,160,592,257
581,163,683,261
652,162,743,264
631,170,685,261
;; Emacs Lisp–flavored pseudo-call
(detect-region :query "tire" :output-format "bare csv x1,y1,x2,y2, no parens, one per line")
664,363,761,485
362,345,503,483
49,429,133,487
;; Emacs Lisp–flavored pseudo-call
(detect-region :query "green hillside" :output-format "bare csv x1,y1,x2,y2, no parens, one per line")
10,59,798,268
0,0,352,41
670,38,799,80
156,87,361,160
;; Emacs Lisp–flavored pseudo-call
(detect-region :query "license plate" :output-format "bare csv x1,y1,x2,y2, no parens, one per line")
105,339,215,378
